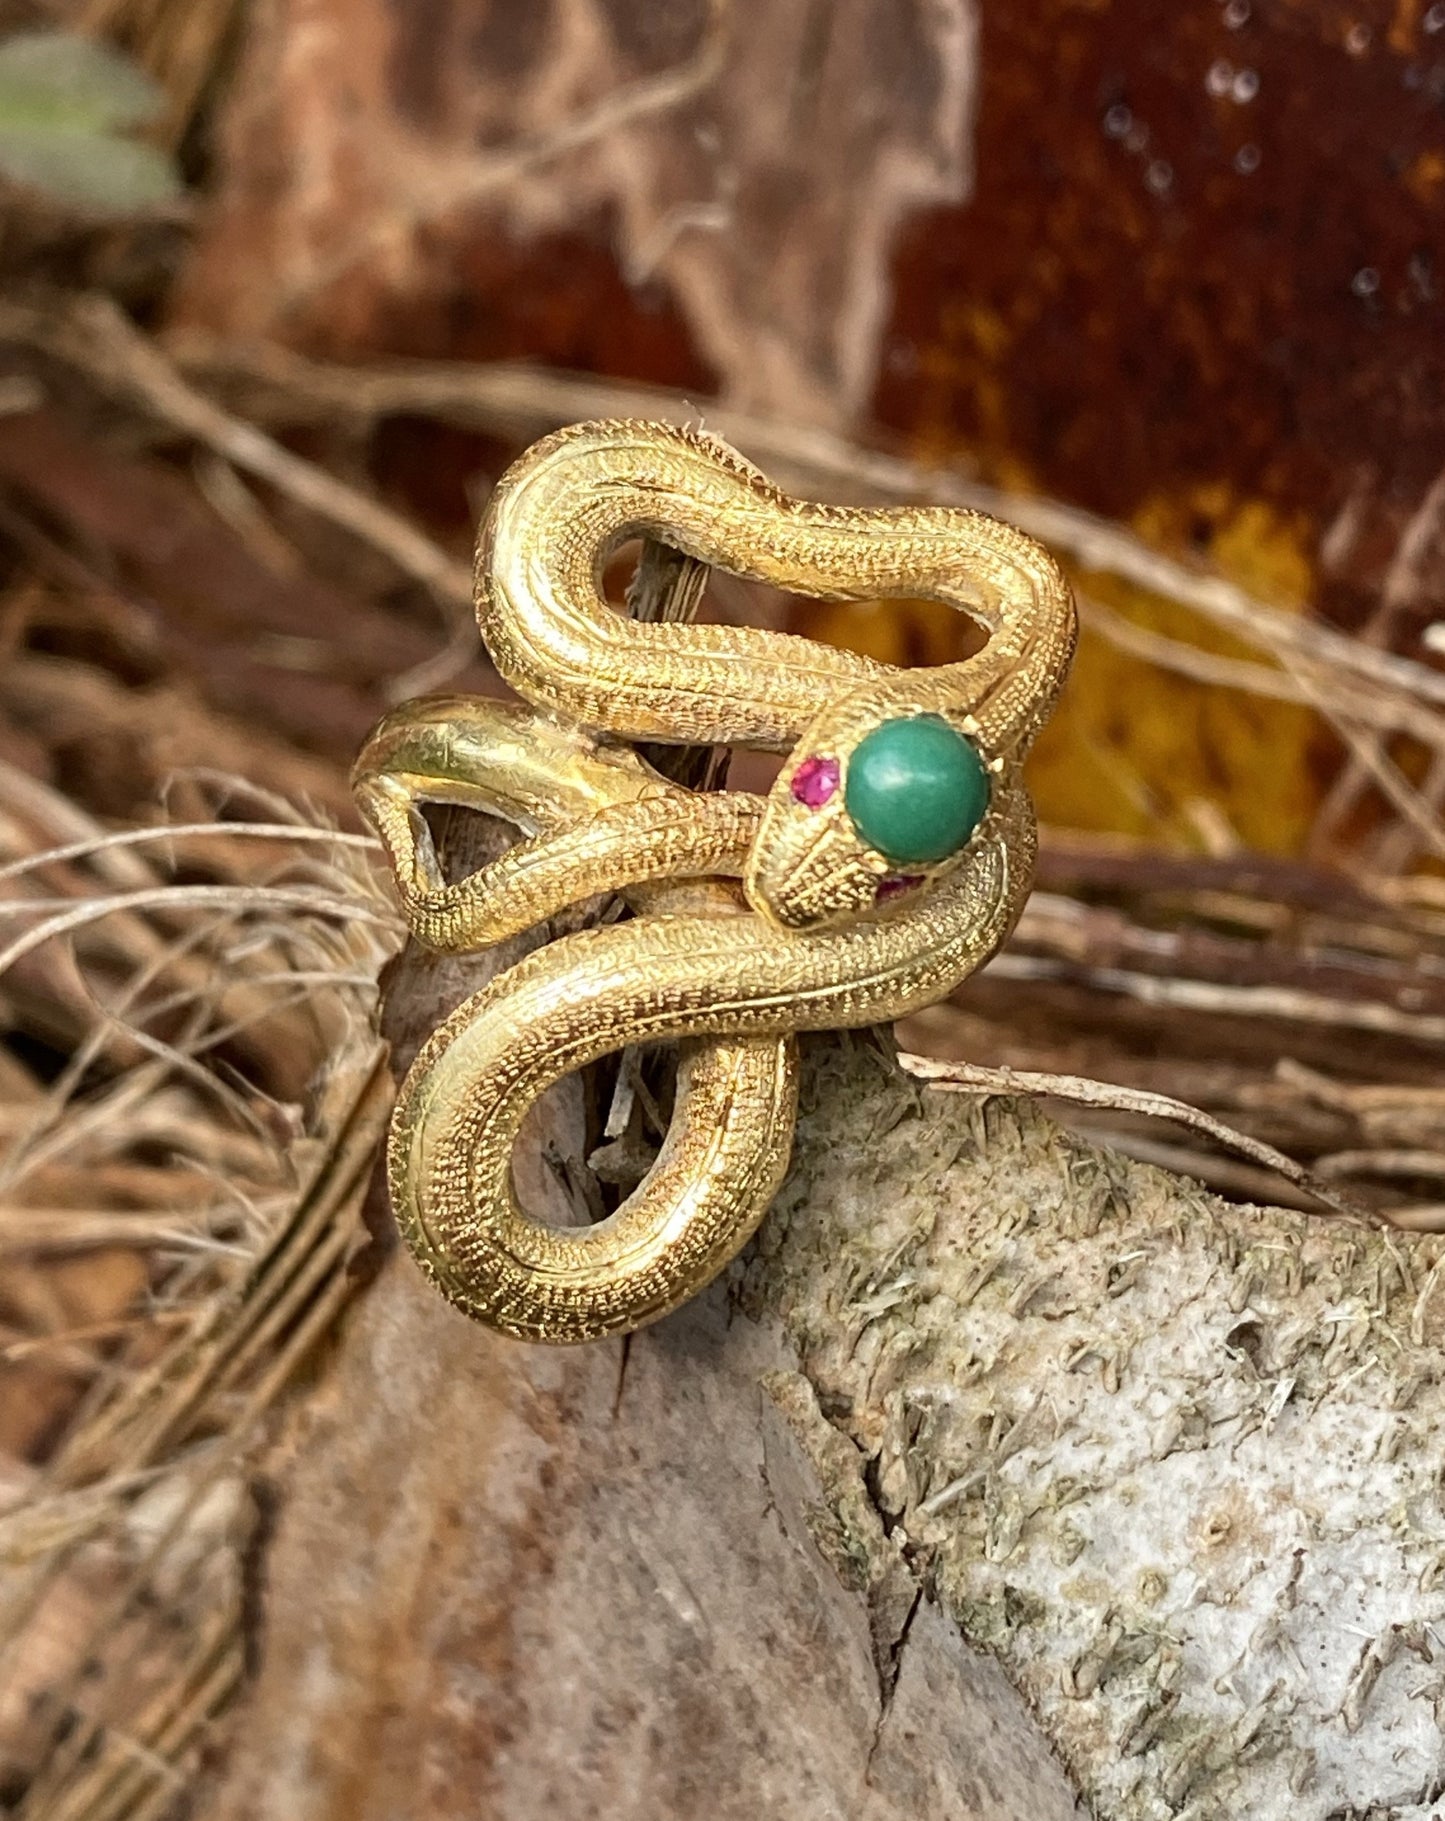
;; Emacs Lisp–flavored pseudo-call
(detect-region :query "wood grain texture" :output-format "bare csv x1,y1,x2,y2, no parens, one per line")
178,0,979,428
205,1262,1085,1821
201,1001,1445,1818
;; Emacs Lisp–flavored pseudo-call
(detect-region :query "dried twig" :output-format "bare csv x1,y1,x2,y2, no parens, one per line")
1079,591,1445,755
0,884,394,978
162,335,1445,858
13,301,1440,859
0,823,376,888
165,335,1445,715
0,296,477,697
898,1053,1374,1223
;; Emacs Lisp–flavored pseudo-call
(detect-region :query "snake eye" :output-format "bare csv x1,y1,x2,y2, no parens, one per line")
844,715,990,864
874,873,925,906
789,754,840,808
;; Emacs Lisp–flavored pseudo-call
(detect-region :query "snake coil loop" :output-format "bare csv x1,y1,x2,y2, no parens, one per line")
354,421,1076,1342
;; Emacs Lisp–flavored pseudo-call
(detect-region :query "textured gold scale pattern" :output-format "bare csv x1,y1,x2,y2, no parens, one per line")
353,421,1075,1342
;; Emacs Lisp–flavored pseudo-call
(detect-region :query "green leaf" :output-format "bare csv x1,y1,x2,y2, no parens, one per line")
0,30,163,132
0,125,182,214
0,31,183,216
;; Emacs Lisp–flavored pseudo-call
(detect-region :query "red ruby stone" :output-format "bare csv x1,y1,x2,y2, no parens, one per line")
875,874,925,904
791,754,840,808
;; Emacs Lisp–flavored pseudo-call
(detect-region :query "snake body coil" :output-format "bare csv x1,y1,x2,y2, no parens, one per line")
354,421,1075,1342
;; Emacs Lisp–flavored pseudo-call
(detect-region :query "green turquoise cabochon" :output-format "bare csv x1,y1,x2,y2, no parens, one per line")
844,715,991,864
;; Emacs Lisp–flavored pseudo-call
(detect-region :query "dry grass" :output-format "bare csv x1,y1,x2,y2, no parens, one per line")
0,768,399,1816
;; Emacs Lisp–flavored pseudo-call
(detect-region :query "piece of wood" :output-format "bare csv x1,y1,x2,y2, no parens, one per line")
199,1000,1445,1817
192,538,1445,1821
198,535,1079,1814
198,749,1085,1820
204,1248,1085,1820
191,535,1445,1821
199,859,1445,1821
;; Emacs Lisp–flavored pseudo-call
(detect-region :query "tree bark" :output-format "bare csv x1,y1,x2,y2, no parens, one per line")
200,882,1445,1820
201,809,1083,1821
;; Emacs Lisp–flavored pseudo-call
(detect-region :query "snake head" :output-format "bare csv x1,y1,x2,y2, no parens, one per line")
743,689,1005,931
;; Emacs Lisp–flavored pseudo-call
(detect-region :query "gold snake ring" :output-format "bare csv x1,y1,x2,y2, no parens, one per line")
353,420,1076,1343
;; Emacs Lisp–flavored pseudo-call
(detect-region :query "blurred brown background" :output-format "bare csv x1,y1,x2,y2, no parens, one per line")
6,0,1445,850
175,0,1445,854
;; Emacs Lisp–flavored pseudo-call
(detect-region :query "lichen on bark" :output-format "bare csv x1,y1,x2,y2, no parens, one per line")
199,1021,1445,1821
747,1034,1445,1820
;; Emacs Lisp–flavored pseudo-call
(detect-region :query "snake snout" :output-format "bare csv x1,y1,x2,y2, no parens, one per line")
742,817,882,933
744,877,834,933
